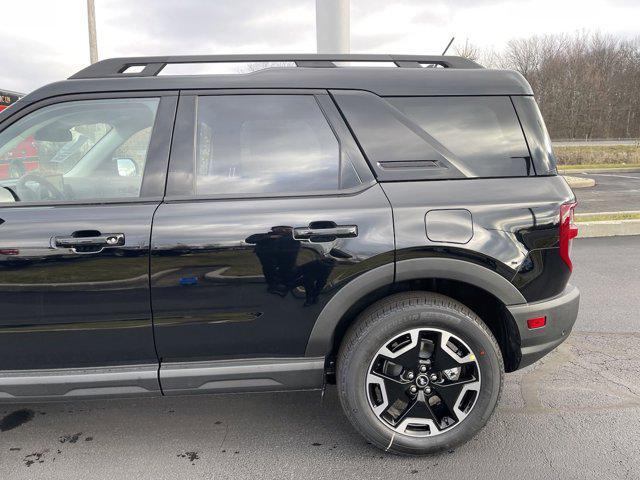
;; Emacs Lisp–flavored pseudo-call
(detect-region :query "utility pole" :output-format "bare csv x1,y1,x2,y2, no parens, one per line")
316,0,350,54
87,0,98,64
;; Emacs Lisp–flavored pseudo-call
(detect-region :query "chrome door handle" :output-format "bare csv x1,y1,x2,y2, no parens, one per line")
54,233,125,248
293,223,358,241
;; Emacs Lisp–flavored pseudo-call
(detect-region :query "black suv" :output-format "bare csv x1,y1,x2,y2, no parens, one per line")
0,55,579,455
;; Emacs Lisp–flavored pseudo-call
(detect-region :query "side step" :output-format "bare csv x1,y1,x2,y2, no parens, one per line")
0,358,325,402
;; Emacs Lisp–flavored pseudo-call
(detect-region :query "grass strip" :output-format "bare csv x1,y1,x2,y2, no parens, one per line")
558,163,640,170
576,212,640,223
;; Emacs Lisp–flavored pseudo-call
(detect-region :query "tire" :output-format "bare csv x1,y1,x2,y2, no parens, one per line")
337,291,504,455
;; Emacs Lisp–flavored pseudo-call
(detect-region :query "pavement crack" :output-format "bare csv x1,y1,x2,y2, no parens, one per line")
520,342,574,413
219,423,229,451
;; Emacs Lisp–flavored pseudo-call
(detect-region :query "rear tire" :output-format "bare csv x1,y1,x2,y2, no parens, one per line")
337,291,503,455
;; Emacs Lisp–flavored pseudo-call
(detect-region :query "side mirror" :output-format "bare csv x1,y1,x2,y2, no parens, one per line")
0,186,17,203
116,158,138,177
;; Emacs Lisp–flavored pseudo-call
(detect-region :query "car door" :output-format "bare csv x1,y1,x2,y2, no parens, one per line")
150,91,394,394
0,93,176,397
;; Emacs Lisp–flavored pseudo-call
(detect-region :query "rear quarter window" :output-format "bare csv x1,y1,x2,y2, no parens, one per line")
387,96,532,178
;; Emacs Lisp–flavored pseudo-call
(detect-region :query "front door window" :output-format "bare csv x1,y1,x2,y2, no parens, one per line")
0,98,159,203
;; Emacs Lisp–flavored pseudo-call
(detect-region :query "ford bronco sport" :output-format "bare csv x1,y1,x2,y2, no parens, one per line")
0,55,579,455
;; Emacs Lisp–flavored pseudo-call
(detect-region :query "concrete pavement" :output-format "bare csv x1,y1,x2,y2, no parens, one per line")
573,171,640,214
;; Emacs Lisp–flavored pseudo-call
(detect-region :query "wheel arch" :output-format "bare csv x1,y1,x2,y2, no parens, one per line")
305,257,524,373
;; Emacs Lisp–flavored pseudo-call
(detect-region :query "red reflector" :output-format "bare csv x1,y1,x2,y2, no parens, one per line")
559,202,578,271
527,316,547,329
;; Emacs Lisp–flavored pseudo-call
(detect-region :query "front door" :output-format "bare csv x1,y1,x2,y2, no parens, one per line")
0,94,176,373
150,92,394,372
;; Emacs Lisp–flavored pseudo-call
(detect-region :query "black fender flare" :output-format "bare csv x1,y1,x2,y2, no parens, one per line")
304,257,525,357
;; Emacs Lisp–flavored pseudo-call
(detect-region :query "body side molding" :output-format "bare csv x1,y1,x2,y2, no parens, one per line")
159,357,325,395
0,364,160,402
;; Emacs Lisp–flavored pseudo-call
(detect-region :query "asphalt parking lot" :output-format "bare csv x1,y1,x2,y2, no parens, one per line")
573,171,640,213
1,236,639,480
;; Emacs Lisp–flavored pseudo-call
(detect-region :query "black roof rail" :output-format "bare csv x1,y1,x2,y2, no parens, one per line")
69,54,483,79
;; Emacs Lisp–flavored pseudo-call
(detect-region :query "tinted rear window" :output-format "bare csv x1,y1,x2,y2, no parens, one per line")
387,96,532,177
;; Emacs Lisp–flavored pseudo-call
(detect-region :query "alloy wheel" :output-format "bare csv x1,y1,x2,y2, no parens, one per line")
366,327,481,437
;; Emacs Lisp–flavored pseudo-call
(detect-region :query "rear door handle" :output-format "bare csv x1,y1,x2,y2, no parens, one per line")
54,233,125,248
293,222,358,241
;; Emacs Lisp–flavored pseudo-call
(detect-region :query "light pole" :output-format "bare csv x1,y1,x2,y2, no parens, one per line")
87,0,98,64
316,0,350,54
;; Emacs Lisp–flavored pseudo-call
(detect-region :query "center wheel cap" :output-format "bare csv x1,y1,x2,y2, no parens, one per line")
415,374,429,388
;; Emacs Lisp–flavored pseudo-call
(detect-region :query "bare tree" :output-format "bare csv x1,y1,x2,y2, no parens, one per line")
455,39,480,61
235,62,294,74
499,32,640,139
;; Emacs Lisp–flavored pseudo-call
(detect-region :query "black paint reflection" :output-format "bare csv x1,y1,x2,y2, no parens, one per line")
246,226,335,306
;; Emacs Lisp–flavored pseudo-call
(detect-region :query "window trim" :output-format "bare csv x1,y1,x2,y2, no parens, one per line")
0,91,178,208
163,181,376,204
165,89,376,201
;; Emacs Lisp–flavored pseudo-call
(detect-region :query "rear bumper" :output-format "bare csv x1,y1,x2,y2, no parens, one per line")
508,284,580,369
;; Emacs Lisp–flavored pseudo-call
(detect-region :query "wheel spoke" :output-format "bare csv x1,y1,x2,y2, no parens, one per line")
433,380,480,424
380,333,439,371
369,370,406,385
368,373,414,421
433,383,464,418
394,391,437,425
438,375,478,389
389,346,422,371
431,350,461,372
377,330,419,359
430,331,475,372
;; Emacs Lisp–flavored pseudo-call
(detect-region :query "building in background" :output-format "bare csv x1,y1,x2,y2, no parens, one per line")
0,89,40,180
0,90,23,113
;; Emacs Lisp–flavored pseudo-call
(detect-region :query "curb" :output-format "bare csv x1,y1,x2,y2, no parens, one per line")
578,219,640,238
563,175,595,188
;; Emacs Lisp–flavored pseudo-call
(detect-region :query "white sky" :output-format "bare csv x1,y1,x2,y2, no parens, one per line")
1,0,638,93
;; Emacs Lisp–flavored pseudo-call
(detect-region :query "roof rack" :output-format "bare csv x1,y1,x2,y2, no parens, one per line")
69,54,482,79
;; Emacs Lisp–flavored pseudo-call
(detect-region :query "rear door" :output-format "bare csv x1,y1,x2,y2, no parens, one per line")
150,91,394,393
0,93,176,382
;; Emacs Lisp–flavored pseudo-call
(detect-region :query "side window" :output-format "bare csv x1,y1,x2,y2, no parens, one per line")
194,95,362,195
387,96,531,177
0,97,159,203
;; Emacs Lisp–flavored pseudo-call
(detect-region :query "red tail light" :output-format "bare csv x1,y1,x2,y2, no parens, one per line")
559,202,578,271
